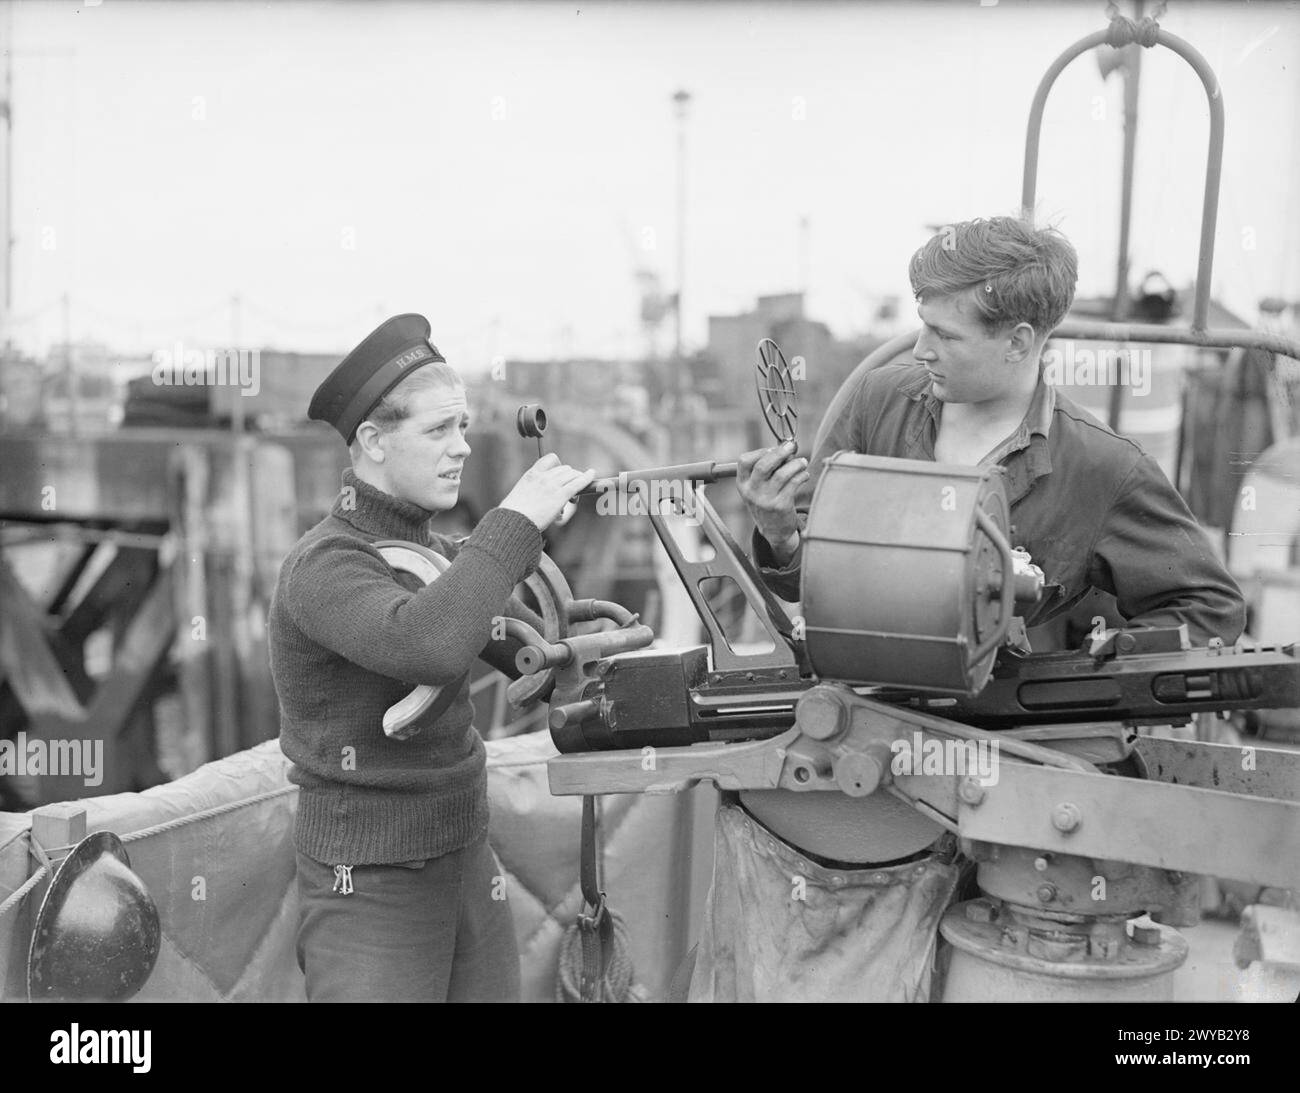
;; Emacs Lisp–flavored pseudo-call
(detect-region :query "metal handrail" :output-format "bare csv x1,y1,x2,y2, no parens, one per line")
1020,16,1300,378
1052,318,1300,362
1022,25,1224,334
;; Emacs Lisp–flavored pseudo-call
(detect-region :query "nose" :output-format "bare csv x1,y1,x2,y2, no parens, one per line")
450,432,471,459
913,330,938,364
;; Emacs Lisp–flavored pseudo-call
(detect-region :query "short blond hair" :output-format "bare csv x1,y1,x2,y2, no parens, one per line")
348,362,463,461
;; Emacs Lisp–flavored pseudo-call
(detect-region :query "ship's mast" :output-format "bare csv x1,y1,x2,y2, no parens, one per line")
1,1,13,350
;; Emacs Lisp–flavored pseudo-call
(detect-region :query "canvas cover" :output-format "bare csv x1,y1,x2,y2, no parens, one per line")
0,734,713,1002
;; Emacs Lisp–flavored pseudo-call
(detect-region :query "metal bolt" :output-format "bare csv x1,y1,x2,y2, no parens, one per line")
1051,802,1081,833
1116,632,1137,653
959,778,986,806
797,688,846,741
1027,935,1087,963
1036,883,1057,904
835,751,884,798
1033,856,1050,872
1000,926,1026,949
1089,936,1122,960
1131,923,1161,947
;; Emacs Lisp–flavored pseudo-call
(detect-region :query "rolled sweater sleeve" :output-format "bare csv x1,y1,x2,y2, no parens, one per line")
282,506,543,685
431,531,550,682
1086,454,1246,645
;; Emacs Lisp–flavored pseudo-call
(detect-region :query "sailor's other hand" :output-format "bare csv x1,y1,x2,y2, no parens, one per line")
500,454,596,532
736,441,808,561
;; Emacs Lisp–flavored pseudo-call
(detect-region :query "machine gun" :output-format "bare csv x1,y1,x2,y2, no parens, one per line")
387,335,1300,999
546,629,1300,753
485,335,1300,1000
528,456,1299,998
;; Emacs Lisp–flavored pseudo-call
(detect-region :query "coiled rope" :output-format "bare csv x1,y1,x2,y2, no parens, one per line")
555,906,645,1003
1105,0,1167,50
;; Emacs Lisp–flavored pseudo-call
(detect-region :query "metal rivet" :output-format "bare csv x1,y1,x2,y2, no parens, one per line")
1051,802,1081,833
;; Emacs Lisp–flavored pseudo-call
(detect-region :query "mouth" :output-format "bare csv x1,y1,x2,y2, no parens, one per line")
437,468,463,483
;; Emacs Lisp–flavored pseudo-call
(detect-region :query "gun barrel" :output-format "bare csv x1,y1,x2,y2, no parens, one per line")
577,460,738,496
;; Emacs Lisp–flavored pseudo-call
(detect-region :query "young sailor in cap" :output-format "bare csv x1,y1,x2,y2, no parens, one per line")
269,313,594,1001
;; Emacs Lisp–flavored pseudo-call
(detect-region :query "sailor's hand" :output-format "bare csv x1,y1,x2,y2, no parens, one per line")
737,441,808,561
555,498,579,528
500,454,595,532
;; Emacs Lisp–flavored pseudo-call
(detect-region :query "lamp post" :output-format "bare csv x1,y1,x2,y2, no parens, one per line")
672,88,691,412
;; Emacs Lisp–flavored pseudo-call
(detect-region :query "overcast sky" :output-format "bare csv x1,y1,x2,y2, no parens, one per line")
6,0,1299,370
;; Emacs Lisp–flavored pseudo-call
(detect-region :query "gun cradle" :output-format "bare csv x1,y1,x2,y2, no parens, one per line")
548,670,1300,892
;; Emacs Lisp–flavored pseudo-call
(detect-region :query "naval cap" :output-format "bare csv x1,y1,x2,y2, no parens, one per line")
309,313,447,443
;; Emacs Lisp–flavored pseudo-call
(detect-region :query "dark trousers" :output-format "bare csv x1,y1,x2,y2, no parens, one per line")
294,836,521,1002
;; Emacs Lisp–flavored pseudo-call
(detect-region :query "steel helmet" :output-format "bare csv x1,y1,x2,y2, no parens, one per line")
27,831,161,1002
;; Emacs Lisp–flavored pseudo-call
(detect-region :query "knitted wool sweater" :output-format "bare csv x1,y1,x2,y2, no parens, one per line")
269,468,545,865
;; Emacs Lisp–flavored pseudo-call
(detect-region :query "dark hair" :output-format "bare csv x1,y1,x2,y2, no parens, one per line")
909,216,1078,336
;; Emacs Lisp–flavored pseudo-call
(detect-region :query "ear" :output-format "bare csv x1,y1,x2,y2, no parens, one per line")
354,420,386,463
1006,322,1037,364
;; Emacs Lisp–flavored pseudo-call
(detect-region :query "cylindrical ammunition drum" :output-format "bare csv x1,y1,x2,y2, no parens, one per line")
800,453,1016,695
